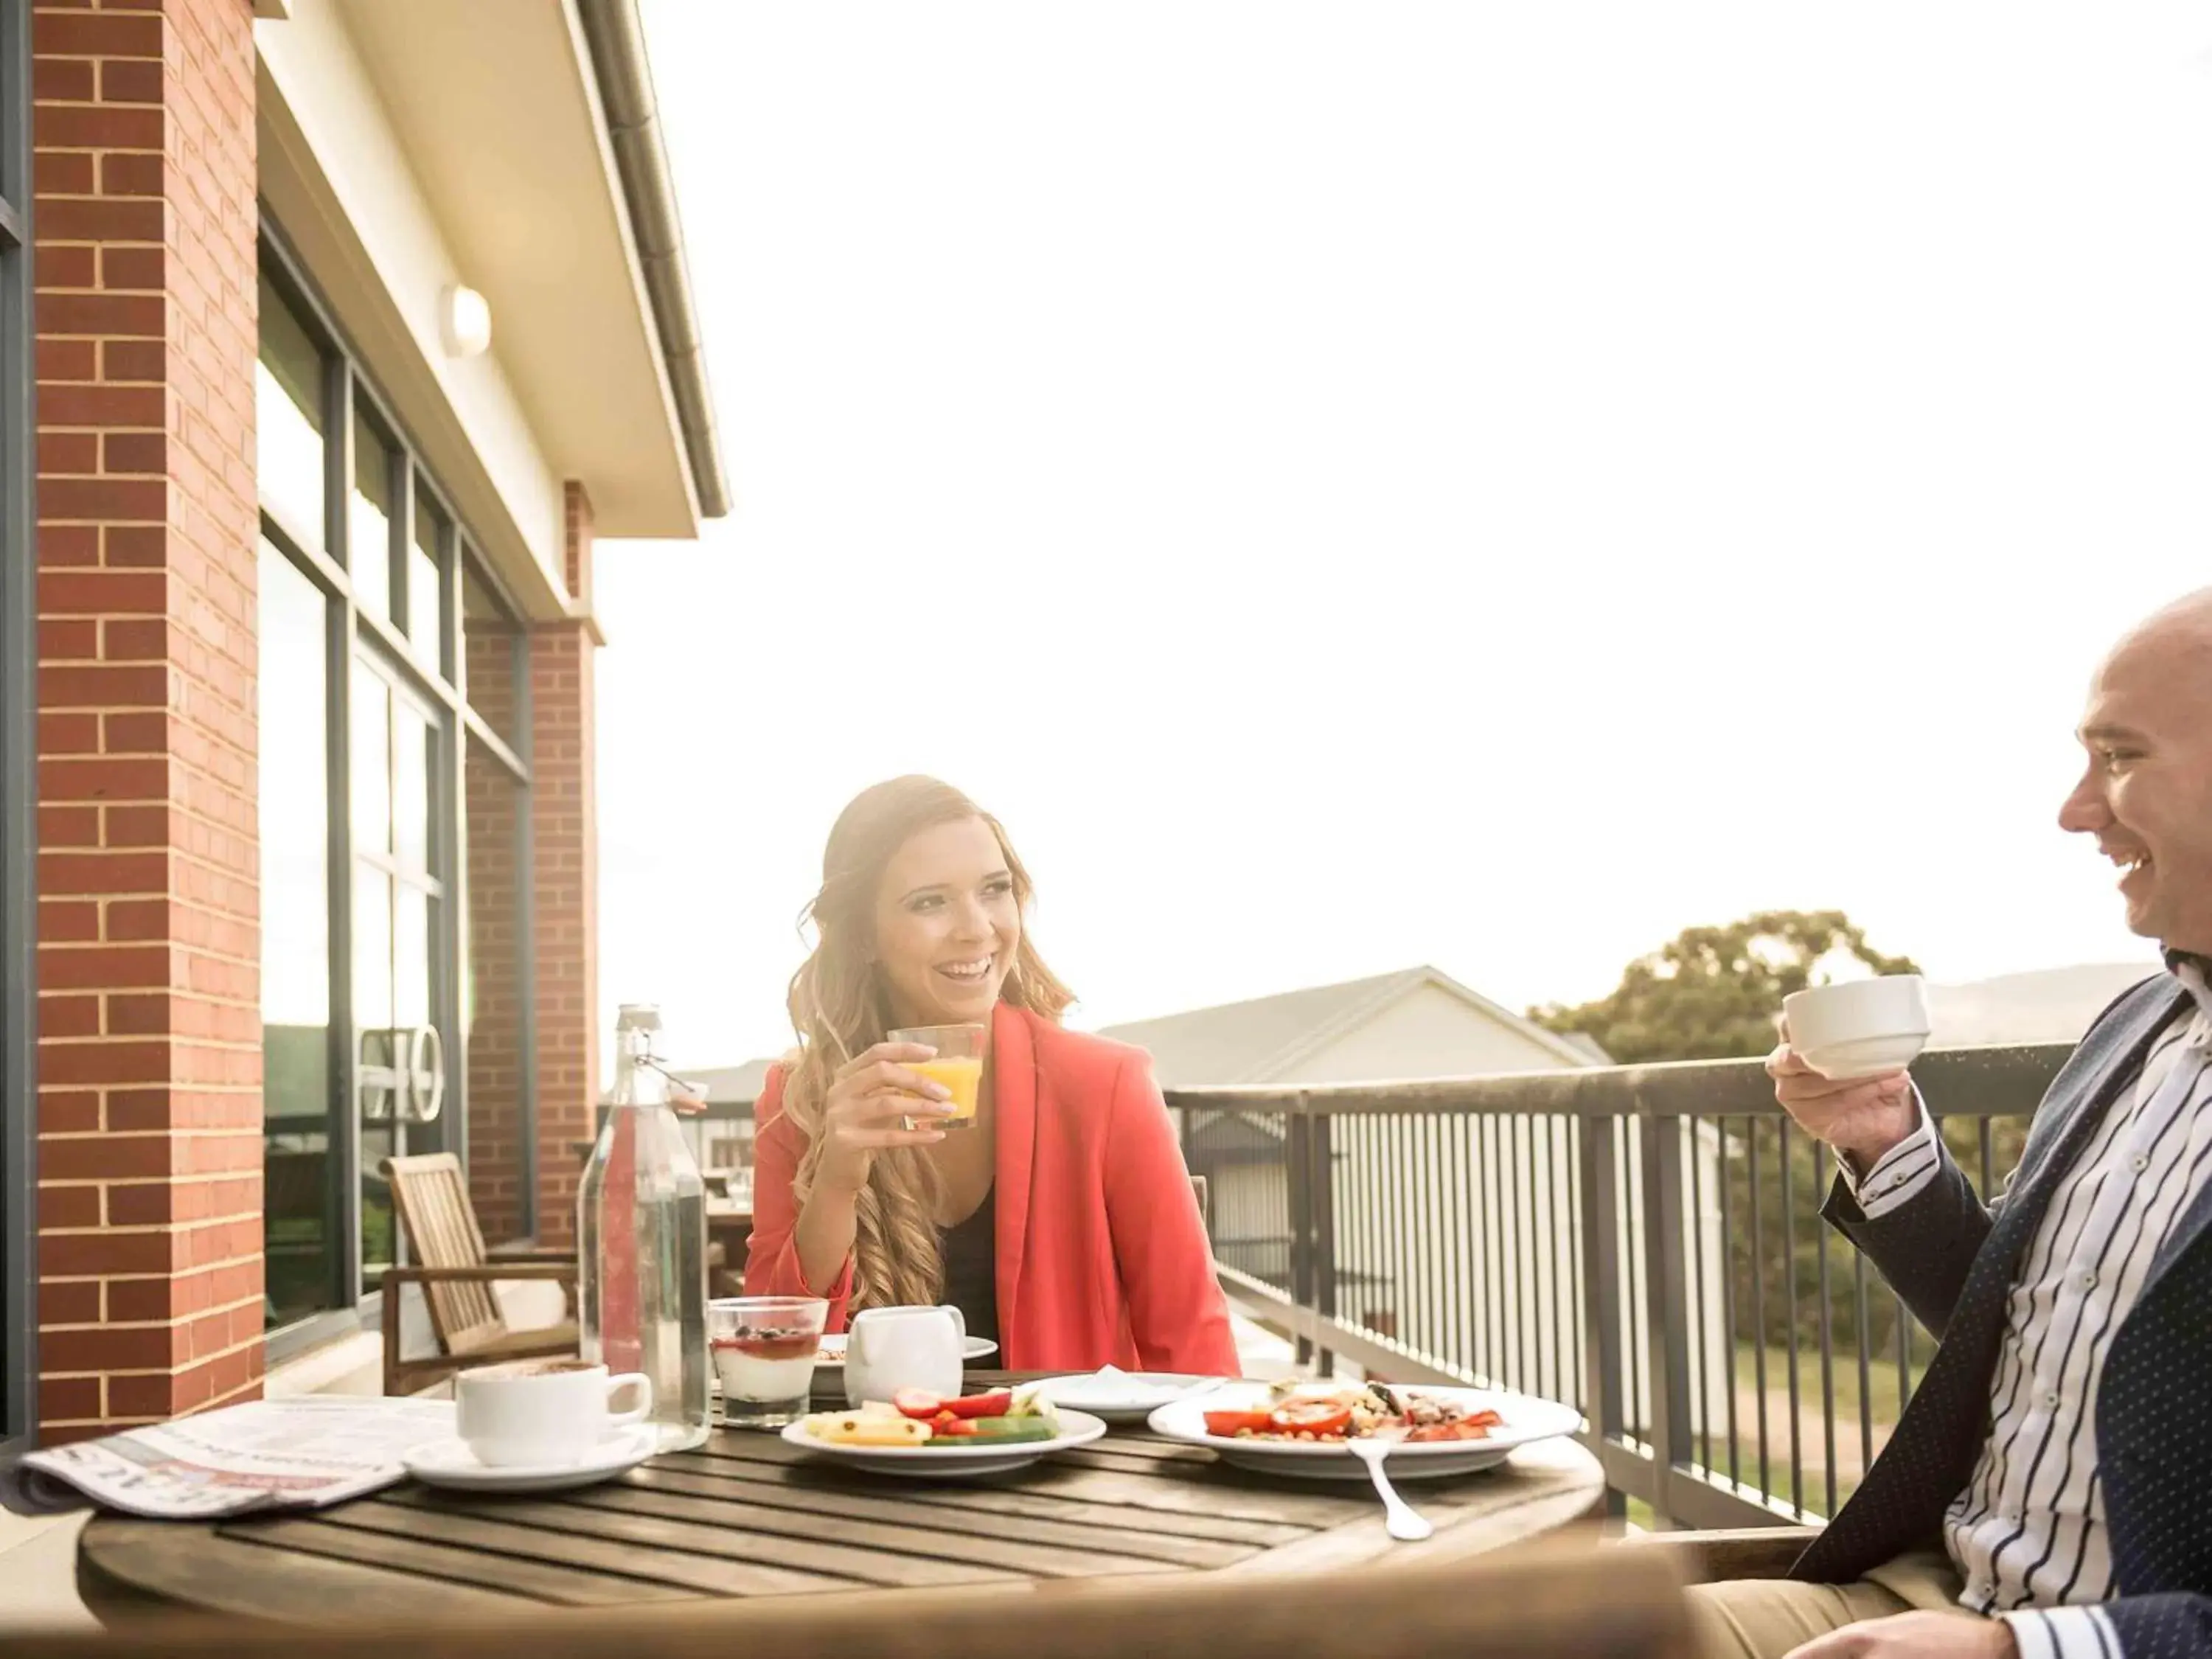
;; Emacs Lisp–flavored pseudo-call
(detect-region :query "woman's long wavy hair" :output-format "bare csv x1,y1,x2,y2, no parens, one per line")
780,776,1074,1310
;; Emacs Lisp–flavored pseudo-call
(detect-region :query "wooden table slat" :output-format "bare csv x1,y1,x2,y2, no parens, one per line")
365,1492,855,1594
80,1521,546,1623
321,1496,1024,1594
386,1481,1204,1581
218,1514,704,1607
627,1461,1310,1554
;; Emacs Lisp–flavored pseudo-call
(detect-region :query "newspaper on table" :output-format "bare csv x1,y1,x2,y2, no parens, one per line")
0,1396,456,1520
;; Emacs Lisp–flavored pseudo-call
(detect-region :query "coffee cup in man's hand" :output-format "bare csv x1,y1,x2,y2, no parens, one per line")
1768,976,1931,1169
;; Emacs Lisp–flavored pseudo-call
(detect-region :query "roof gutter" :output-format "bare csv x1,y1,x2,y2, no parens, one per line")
574,0,731,519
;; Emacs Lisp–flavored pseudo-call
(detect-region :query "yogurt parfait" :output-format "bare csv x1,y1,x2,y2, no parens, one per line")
707,1295,829,1429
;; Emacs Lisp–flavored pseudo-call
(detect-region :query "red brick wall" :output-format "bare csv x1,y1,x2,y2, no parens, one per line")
462,643,524,1242
32,0,263,1441
530,484,599,1247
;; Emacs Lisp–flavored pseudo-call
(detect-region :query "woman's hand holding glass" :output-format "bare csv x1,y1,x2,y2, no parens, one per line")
815,1043,955,1195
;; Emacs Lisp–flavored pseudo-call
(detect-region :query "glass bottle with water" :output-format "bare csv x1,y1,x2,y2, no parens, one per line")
579,1004,709,1450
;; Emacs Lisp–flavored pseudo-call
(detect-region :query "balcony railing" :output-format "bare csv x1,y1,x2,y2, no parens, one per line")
1166,1043,2065,1531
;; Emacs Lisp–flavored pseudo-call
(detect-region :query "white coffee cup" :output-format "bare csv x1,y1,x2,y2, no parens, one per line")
844,1304,965,1408
1781,975,1932,1080
453,1359,652,1468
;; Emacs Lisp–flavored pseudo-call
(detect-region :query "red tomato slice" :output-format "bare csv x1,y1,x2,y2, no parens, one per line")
1407,1418,1498,1443
893,1388,944,1421
1266,1401,1352,1438
1203,1410,1276,1437
941,1389,1013,1420
928,1416,978,1439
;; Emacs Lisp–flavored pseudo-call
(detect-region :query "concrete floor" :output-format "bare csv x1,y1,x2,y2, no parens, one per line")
0,1510,98,1635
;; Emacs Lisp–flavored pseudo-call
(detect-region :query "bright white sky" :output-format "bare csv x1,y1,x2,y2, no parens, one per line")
597,2,2205,1072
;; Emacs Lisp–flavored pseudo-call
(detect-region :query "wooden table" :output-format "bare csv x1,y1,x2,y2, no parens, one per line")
76,1374,1606,1624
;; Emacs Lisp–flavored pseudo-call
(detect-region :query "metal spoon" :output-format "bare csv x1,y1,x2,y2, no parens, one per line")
1348,1435,1433,1542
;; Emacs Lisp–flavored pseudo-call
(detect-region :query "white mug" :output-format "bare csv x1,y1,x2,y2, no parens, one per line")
1782,975,1932,1080
453,1359,652,1468
844,1304,965,1408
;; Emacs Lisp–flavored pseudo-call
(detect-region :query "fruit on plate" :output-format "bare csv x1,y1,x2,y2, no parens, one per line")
943,1416,1055,1446
804,1409,932,1448
893,1387,1013,1421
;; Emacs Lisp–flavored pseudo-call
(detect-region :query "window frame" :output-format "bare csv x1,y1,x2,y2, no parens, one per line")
257,215,536,1343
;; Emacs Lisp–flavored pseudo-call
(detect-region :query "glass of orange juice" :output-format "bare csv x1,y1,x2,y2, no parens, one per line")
888,1023,986,1130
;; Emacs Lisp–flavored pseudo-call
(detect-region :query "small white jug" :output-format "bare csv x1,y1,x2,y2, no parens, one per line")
844,1304,965,1408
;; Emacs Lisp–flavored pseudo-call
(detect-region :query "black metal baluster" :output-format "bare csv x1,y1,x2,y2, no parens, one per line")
1855,1244,1873,1502
1625,1119,1646,1440
1485,1113,1503,1387
1568,1117,1587,1413
1721,1115,1740,1493
1689,1112,1708,1475
1817,1162,1837,1518
1450,1111,1469,1378
1750,1116,1770,1502
1782,1118,1803,1517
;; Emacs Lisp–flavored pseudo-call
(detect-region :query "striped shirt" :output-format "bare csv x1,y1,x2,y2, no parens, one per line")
1846,959,2212,1659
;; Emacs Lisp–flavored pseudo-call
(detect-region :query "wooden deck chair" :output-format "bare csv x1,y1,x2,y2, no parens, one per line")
379,1152,580,1396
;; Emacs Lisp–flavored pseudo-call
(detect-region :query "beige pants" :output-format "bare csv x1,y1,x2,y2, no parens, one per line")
1686,1550,1981,1659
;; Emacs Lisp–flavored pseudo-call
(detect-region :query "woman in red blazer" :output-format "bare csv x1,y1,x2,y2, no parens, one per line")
744,776,1239,1377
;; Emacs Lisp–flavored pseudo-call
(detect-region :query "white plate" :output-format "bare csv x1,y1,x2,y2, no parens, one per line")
810,1334,998,1369
779,1408,1107,1478
1032,1370,1222,1424
403,1424,659,1494
1146,1385,1582,1482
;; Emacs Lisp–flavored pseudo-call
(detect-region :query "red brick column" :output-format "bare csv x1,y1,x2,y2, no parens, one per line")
531,483,599,1248
32,0,262,1441
462,723,524,1243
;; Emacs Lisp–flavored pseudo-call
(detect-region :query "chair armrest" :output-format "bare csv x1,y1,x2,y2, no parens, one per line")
381,1262,573,1285
1618,1526,1819,1584
484,1238,577,1264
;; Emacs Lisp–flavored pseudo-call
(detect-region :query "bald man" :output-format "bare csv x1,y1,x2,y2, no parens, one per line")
1691,590,2212,1659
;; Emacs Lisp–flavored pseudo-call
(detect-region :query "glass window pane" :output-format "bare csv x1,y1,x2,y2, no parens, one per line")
395,883,431,1030
353,865,392,1034
410,478,446,669
349,664,389,857
258,541,335,1328
257,273,326,550
349,404,393,622
460,561,524,748
392,700,431,874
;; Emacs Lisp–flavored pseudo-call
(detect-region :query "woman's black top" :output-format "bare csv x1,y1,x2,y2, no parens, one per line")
938,1186,998,1346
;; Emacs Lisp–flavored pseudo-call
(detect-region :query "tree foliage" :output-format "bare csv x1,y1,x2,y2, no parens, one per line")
1531,911,1957,1360
1530,909,1922,1065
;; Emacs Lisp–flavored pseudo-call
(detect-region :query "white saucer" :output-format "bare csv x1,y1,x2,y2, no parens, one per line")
1032,1370,1222,1424
402,1424,659,1493
810,1334,998,1370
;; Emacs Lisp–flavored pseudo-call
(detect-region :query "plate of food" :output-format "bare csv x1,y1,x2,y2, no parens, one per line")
782,1382,1106,1478
1146,1380,1579,1481
810,1332,999,1369
1031,1366,1222,1424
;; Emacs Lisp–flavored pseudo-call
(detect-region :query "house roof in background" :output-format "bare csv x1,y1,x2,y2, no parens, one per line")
1097,964,1599,1086
599,1056,776,1108
1928,961,2163,1047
